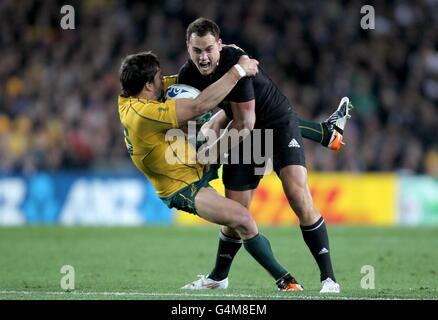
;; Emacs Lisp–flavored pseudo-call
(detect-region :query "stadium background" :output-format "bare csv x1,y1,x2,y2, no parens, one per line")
1,0,437,226
0,0,437,300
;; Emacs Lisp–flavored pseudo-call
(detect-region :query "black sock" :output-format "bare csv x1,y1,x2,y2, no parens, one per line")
243,233,289,280
300,217,336,282
208,231,242,281
320,122,331,147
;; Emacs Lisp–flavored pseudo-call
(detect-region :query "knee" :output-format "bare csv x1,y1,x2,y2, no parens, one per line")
228,207,257,238
222,226,241,239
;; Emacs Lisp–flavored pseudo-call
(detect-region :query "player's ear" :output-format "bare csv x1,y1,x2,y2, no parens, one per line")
144,81,154,93
218,38,223,51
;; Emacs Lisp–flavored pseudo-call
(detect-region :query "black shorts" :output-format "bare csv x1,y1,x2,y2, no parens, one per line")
222,109,305,191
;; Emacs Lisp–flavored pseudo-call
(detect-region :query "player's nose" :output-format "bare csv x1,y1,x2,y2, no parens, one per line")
199,52,208,60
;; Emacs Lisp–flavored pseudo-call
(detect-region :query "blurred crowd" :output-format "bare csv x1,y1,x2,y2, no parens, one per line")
1,0,437,175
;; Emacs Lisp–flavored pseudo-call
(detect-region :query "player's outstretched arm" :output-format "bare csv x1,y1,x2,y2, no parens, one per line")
175,55,259,125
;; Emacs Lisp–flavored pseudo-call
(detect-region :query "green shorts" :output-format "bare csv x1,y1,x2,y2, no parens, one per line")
161,165,219,215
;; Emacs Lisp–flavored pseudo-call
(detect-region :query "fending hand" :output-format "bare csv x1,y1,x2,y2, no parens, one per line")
237,55,259,77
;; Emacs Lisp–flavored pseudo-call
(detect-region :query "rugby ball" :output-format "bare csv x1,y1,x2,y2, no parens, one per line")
165,84,212,125
166,84,200,99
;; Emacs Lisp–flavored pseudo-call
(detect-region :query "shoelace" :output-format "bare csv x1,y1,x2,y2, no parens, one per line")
327,107,345,125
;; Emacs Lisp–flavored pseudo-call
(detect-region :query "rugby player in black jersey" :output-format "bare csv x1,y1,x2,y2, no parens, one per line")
179,18,350,293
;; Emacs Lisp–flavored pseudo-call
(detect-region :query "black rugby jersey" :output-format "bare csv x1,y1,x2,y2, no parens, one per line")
178,47,292,127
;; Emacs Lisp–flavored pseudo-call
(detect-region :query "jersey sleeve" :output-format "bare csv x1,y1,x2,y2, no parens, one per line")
226,77,255,103
224,48,255,103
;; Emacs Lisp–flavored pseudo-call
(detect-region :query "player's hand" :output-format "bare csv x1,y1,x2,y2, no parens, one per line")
237,55,259,77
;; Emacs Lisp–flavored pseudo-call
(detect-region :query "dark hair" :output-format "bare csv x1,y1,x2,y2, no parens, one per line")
119,51,160,97
186,17,220,42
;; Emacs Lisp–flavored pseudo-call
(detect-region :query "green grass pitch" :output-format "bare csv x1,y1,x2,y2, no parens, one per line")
0,225,437,300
